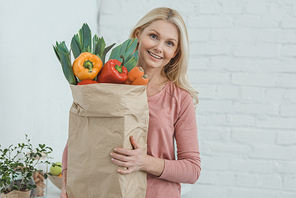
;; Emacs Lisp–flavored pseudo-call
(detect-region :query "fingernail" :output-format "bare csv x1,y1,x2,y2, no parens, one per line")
111,158,114,161
110,153,113,156
114,148,117,151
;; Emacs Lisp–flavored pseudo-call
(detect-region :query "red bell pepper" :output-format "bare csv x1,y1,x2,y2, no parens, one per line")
77,79,98,85
97,55,128,84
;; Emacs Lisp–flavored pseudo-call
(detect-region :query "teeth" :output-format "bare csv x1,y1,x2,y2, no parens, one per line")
148,51,162,59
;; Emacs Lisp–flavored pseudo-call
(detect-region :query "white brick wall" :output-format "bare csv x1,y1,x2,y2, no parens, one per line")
98,0,296,197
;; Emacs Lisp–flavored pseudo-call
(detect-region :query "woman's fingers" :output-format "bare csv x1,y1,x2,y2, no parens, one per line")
117,167,134,175
111,157,130,167
113,147,132,156
110,151,130,162
113,136,142,153
110,136,146,175
130,136,141,150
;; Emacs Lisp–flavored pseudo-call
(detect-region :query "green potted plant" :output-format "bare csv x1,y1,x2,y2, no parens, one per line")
0,134,53,198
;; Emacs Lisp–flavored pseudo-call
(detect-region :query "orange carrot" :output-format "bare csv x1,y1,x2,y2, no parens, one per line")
125,66,144,84
131,74,149,85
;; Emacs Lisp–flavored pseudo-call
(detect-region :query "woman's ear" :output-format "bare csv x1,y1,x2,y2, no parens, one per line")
135,29,141,41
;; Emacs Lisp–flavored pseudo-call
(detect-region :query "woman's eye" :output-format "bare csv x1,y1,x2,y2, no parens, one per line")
167,41,174,46
150,34,157,39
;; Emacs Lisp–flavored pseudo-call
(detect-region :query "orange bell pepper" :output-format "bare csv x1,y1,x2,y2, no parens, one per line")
73,52,102,80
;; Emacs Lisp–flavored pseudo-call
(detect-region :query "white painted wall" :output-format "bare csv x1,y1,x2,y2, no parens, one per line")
1,0,296,198
0,0,98,162
98,0,296,197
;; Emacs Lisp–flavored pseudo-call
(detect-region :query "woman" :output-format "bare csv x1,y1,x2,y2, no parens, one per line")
61,7,200,198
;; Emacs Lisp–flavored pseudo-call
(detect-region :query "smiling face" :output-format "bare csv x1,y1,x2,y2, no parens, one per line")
136,20,179,71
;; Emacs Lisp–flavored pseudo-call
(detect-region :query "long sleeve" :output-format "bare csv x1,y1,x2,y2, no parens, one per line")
147,81,201,186
158,93,201,184
62,140,68,172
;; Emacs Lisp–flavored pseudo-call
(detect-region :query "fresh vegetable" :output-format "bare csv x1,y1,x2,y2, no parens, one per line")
92,35,116,65
125,66,144,85
109,38,138,72
53,41,76,85
71,23,92,59
50,162,62,176
131,74,149,85
53,23,139,85
77,79,99,85
73,52,103,81
71,23,115,65
97,55,128,84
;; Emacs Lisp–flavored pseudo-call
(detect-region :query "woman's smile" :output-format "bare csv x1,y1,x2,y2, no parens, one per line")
148,51,162,60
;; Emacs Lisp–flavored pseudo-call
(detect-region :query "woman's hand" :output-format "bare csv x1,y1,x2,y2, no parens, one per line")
110,136,147,175
60,169,68,198
60,191,67,198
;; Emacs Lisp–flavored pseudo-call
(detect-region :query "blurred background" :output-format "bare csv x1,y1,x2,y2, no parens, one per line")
0,0,295,197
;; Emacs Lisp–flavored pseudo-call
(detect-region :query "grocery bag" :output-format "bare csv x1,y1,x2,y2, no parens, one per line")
66,83,148,198
0,190,31,198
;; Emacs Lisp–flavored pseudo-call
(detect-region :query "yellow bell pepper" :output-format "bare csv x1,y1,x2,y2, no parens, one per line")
73,52,102,80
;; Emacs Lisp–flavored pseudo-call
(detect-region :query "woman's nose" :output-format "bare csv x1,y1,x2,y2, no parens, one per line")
154,43,163,53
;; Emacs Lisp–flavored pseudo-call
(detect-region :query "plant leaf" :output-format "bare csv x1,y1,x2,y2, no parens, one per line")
95,37,106,58
53,45,60,61
101,42,116,64
92,34,99,54
109,38,138,65
57,42,68,54
119,39,131,57
71,36,81,59
81,46,91,53
109,44,122,62
61,42,69,54
74,34,82,48
124,56,137,72
58,50,76,85
126,50,138,63
78,28,84,50
82,23,92,51
133,50,139,62
124,38,138,59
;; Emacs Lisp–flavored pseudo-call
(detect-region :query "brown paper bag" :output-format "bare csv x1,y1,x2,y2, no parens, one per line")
66,83,149,198
0,190,31,198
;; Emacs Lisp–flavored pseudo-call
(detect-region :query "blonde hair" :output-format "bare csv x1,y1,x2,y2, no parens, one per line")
130,7,199,105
